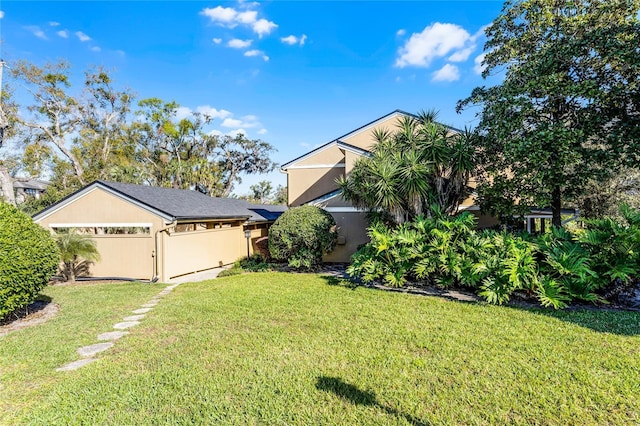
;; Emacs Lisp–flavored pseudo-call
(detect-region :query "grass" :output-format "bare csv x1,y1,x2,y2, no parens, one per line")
1,273,639,425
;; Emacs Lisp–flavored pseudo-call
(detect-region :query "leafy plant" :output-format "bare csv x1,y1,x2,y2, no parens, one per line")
0,202,60,319
55,229,101,282
268,205,337,270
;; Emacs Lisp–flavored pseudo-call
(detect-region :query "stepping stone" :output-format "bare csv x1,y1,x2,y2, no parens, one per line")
77,342,114,358
56,358,96,372
123,314,146,321
132,308,152,314
97,331,128,341
141,302,158,308
113,321,140,330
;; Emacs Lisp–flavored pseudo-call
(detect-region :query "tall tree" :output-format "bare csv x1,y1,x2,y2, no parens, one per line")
133,99,277,197
338,111,475,224
77,67,136,182
11,61,85,186
458,0,640,227
0,62,18,205
133,98,222,190
216,134,278,197
249,180,273,204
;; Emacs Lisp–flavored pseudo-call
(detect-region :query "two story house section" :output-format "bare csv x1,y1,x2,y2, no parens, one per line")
281,109,501,262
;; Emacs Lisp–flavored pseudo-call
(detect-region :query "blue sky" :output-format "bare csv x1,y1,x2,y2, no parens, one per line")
0,1,504,195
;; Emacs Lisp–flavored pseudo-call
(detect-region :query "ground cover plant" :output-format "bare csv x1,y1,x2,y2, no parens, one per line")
1,273,639,425
348,205,640,308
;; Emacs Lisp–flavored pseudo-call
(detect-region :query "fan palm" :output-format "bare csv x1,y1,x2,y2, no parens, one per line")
55,229,101,282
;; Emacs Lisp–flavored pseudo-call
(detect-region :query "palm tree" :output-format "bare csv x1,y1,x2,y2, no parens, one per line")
338,110,475,224
55,230,101,282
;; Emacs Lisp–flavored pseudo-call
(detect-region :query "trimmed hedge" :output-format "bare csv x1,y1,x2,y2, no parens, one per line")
0,202,60,319
268,205,337,270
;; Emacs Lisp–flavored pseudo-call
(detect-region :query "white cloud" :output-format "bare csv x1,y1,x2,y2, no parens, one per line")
237,10,258,24
174,106,193,120
432,64,460,82
244,50,269,61
228,38,252,48
0,11,4,19
396,29,406,36
252,19,277,37
226,128,247,137
201,6,238,24
200,5,277,37
395,22,470,68
448,47,475,62
299,142,311,148
257,128,268,135
213,38,222,44
75,31,91,42
196,105,232,119
49,21,60,27
90,46,101,52
448,24,489,62
208,129,223,137
474,52,487,75
221,118,244,128
222,116,260,128
24,26,47,40
116,50,126,57
57,30,69,38
280,34,307,46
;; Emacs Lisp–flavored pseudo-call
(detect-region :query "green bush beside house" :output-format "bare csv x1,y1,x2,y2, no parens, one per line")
269,205,337,270
0,202,60,319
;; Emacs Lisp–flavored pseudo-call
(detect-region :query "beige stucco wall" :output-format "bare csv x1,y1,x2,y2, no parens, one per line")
37,187,164,226
36,187,163,280
323,211,369,263
288,167,344,206
341,115,402,151
163,226,245,279
295,145,345,167
344,150,364,175
89,235,154,279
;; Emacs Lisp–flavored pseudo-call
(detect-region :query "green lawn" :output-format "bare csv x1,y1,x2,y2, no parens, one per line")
1,273,639,425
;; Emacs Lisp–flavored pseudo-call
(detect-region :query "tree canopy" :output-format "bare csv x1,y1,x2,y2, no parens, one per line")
338,111,475,224
0,60,278,207
458,0,640,226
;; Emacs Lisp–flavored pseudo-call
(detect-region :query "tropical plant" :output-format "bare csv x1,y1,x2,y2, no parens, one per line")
269,205,337,270
0,202,59,319
55,229,101,282
338,110,475,224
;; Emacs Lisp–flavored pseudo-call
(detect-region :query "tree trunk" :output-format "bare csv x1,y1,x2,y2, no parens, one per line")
552,184,562,228
0,165,16,206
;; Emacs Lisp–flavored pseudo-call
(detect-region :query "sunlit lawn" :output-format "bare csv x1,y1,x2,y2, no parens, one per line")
1,273,639,425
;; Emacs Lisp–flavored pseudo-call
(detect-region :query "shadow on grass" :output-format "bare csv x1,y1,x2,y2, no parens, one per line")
320,275,360,289
0,294,53,325
315,376,431,426
507,305,640,336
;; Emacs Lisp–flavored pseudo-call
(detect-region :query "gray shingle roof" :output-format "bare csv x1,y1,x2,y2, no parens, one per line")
97,181,282,222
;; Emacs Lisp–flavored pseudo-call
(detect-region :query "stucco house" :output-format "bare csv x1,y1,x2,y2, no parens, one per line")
280,110,500,262
33,180,285,282
14,178,49,204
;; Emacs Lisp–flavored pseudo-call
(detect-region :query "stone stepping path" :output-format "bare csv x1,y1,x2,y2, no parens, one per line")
56,282,181,372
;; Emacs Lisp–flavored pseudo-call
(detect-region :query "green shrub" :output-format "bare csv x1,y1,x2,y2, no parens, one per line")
269,205,337,270
218,268,243,278
0,202,60,319
348,211,567,308
239,254,271,272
